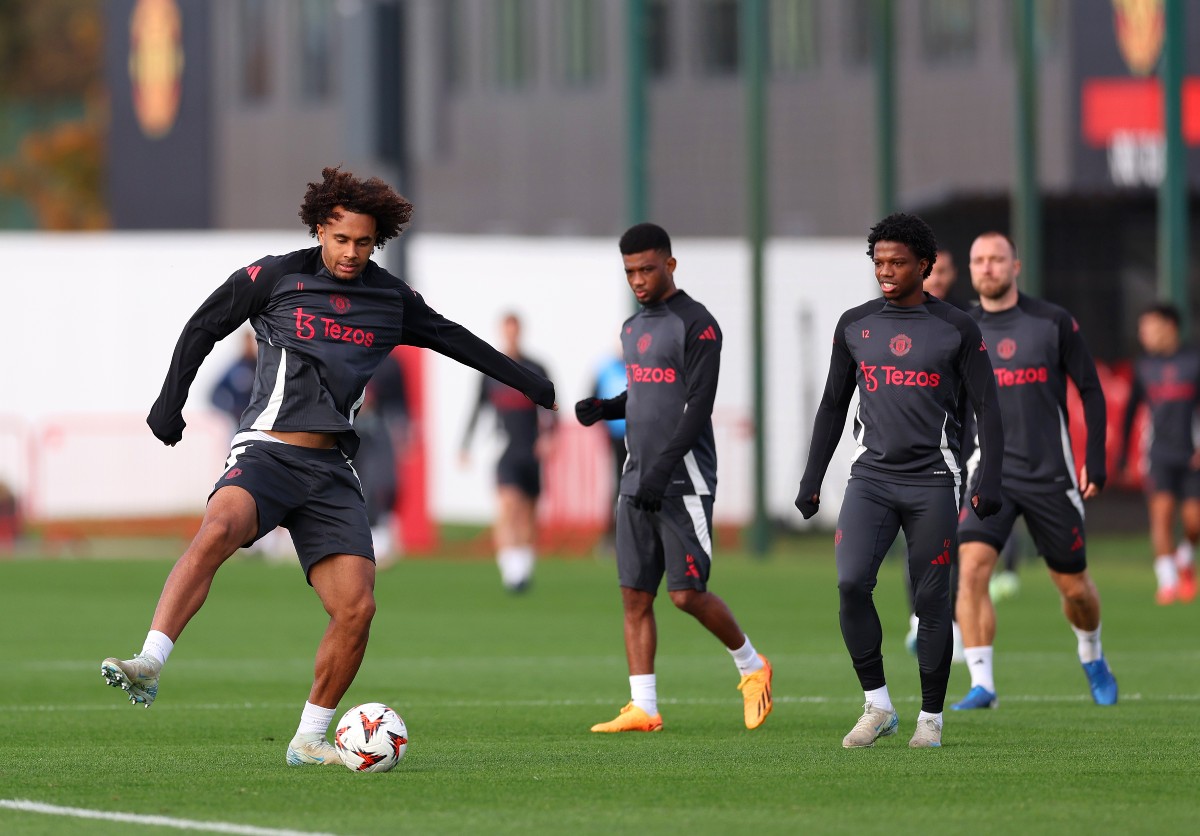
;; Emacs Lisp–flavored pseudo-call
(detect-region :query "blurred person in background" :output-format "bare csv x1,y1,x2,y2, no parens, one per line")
1118,303,1200,605
460,313,556,593
100,166,556,768
795,213,1003,749
576,223,773,734
209,329,258,431
953,231,1116,712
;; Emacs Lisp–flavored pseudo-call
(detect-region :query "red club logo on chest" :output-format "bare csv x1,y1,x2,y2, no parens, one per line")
888,334,912,357
637,333,653,354
330,294,351,314
997,338,1017,360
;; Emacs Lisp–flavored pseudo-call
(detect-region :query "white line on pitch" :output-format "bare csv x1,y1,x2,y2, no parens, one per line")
0,799,338,836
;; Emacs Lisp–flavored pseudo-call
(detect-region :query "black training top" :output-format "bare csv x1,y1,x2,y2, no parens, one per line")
970,293,1107,492
596,290,721,497
462,355,554,457
798,293,1003,498
1121,345,1200,469
148,247,555,458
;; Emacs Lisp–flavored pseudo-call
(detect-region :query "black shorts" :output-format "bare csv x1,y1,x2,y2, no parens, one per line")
615,494,713,593
1144,459,1200,499
212,438,374,582
497,447,541,498
957,485,1087,574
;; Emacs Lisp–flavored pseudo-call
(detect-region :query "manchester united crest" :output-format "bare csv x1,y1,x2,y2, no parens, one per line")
888,334,912,357
997,338,1017,360
330,294,351,314
637,333,653,354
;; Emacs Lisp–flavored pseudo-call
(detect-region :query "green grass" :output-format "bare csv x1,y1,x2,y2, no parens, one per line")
1,533,1197,835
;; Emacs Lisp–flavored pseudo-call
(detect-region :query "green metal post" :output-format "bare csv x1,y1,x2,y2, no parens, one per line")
1012,0,1041,296
873,0,895,217
1159,0,1187,325
743,0,769,555
625,0,648,226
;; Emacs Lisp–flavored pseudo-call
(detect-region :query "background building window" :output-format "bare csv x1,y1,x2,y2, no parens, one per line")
921,0,978,63
843,0,872,68
770,0,819,76
558,0,603,87
238,0,271,102
495,0,534,90
645,0,672,78
698,0,739,77
297,0,331,103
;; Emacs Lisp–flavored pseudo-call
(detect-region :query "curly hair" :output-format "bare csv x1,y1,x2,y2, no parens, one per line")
298,166,413,249
866,212,938,278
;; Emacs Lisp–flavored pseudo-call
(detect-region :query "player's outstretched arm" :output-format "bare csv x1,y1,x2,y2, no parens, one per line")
1060,313,1107,492
402,292,555,410
148,267,269,445
575,392,626,426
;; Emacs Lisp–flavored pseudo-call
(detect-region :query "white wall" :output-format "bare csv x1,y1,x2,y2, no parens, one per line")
0,232,875,526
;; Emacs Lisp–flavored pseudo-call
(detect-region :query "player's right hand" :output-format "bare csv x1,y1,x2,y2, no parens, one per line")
970,492,1002,519
147,414,185,447
794,488,820,519
574,398,604,426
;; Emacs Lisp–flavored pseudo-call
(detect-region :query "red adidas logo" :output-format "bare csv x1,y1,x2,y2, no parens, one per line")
246,265,261,282
685,554,701,578
698,325,717,341
930,550,951,565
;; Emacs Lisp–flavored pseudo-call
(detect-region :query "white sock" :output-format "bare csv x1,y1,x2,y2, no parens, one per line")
1155,555,1179,589
917,710,943,729
963,646,995,692
1176,541,1195,570
141,630,174,667
295,701,337,737
729,637,764,675
1072,624,1103,664
909,613,919,632
630,674,657,717
864,685,893,712
497,546,535,586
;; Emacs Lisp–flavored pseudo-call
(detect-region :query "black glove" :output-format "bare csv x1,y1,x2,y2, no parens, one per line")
631,469,669,513
575,397,605,426
794,485,820,520
970,491,1002,519
147,412,185,447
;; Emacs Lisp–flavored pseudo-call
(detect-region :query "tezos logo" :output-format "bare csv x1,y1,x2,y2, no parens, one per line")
637,333,653,354
889,334,912,357
330,294,351,314
997,338,1017,360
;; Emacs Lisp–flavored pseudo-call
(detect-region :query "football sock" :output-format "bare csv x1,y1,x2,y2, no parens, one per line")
1155,555,1179,589
917,710,943,729
729,636,764,675
864,685,893,712
141,630,174,667
296,701,336,737
1071,624,1103,664
1175,541,1195,570
963,646,995,692
629,674,657,717
497,546,535,586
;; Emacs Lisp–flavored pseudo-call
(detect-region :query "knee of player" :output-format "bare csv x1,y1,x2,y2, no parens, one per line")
836,576,875,602
333,594,377,629
668,588,704,613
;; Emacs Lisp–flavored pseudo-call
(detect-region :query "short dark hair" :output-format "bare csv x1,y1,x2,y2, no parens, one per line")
974,230,1019,257
619,222,672,256
1142,302,1181,326
867,213,938,278
299,166,413,249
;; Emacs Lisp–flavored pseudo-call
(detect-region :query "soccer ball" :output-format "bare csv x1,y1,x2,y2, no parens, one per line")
334,702,408,772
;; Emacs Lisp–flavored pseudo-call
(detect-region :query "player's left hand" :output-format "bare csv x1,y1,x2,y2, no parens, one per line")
970,492,1002,519
1079,465,1102,500
631,484,663,513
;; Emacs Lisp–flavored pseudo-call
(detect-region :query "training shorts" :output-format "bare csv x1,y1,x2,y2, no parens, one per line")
1143,459,1200,500
212,435,374,582
496,446,541,498
958,484,1087,574
615,494,713,593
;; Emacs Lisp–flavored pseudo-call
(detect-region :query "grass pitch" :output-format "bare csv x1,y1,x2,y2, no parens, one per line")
1,531,1196,835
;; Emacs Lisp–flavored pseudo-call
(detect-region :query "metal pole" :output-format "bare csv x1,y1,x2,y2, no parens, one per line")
1159,0,1188,326
625,0,648,226
1012,0,1041,296
873,0,895,217
743,0,769,555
